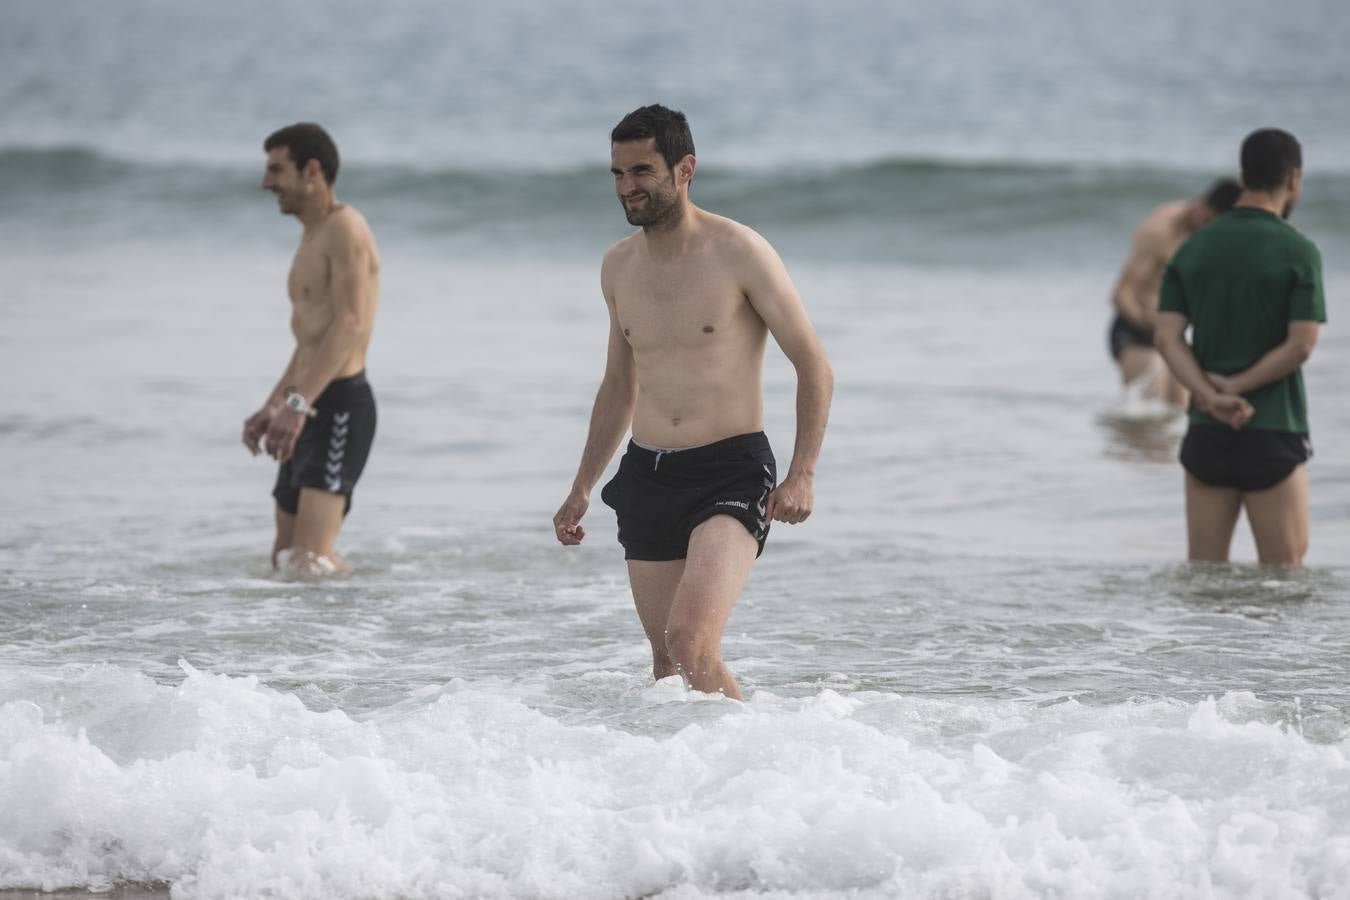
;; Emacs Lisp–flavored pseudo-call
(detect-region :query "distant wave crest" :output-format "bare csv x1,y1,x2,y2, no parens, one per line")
3,143,1347,246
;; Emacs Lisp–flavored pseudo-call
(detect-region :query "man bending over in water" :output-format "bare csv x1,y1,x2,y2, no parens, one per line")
553,104,833,699
242,122,381,574
1108,178,1240,407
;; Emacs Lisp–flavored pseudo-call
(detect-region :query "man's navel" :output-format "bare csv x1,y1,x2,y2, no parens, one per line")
702,325,714,333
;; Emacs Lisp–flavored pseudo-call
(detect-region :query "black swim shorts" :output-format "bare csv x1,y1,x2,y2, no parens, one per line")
1108,313,1155,360
600,431,777,561
1180,424,1311,492
273,370,377,516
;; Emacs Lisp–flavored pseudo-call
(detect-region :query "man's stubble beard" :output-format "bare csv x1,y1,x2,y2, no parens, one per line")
622,179,680,229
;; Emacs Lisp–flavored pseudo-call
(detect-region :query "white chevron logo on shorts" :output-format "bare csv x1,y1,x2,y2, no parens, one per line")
325,411,349,494
755,465,774,534
758,467,774,513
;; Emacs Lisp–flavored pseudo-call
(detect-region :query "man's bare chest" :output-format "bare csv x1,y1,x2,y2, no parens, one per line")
286,244,331,307
614,270,748,351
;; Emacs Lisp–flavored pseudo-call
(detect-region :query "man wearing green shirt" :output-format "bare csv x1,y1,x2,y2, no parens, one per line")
1155,128,1325,566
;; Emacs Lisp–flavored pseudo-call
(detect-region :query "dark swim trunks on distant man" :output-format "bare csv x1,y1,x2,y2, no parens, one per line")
1179,427,1311,493
1107,313,1155,361
273,370,377,516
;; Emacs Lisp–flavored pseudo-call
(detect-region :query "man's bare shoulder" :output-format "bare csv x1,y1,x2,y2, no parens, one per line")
321,205,377,252
602,231,642,271
603,231,642,265
1139,201,1189,241
698,209,757,244
698,211,782,281
600,232,642,299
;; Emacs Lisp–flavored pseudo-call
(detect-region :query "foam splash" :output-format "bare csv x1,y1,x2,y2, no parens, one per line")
1,664,1347,898
1102,374,1186,426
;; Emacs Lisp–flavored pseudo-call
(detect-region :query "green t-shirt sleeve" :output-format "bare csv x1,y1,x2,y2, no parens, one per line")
1158,263,1187,316
1290,241,1326,322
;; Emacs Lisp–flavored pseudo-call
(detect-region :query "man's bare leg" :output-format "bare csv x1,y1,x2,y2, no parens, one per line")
664,516,759,699
272,507,296,570
627,559,684,679
1185,473,1243,562
1118,345,1160,390
287,487,350,573
1243,465,1309,566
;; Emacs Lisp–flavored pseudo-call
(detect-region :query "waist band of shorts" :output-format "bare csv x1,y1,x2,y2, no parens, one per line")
623,431,770,470
317,369,369,400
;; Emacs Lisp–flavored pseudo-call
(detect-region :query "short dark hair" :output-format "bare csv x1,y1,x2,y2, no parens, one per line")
264,122,340,185
1203,178,1241,212
1240,128,1301,192
610,104,695,172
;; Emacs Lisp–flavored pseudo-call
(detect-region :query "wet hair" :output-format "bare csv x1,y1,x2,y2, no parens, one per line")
610,104,695,172
264,122,340,185
1202,178,1241,212
1240,128,1301,192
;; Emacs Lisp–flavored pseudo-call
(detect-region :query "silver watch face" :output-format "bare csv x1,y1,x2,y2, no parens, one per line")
286,393,305,411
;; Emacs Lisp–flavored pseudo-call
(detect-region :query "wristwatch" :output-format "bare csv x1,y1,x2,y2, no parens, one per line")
284,391,318,418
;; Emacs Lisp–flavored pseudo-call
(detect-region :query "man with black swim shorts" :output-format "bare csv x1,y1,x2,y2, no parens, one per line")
242,123,381,574
1108,178,1240,406
1156,128,1325,566
553,105,833,699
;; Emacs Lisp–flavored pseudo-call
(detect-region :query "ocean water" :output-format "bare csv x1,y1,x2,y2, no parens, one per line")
3,1,1350,898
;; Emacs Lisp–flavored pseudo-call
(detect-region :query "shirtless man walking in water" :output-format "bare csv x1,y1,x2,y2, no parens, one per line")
1108,179,1240,406
553,105,834,699
242,123,381,574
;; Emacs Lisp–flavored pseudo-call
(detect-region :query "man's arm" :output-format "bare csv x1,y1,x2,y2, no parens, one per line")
1154,311,1253,430
243,346,301,455
1111,226,1164,328
265,348,302,408
263,213,377,461
553,257,638,546
1208,321,1319,396
740,231,834,525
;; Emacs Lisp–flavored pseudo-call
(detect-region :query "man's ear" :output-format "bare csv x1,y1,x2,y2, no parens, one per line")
676,154,696,186
304,158,325,184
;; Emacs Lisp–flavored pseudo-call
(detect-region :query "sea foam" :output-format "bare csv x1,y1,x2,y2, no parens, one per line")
2,662,1348,898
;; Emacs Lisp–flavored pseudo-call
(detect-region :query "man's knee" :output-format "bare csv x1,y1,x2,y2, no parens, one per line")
1256,534,1306,567
664,625,720,673
1118,346,1158,383
291,488,347,552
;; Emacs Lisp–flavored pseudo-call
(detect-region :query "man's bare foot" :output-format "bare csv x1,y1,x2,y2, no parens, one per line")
278,548,350,577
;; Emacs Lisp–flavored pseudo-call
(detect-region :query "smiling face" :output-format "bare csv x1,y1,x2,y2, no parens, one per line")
611,138,687,229
261,146,314,216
